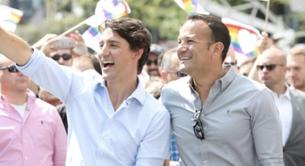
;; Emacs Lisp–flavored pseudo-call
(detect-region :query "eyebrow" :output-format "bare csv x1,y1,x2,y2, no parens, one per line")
99,40,121,45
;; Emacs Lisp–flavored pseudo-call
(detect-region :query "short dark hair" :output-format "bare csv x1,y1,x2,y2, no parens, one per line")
187,14,231,62
105,17,152,74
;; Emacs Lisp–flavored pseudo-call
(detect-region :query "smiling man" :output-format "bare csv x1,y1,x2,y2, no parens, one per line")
160,14,283,166
0,18,170,166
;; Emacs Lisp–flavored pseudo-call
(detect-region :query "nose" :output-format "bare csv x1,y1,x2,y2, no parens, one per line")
98,44,110,59
58,57,66,65
177,43,188,57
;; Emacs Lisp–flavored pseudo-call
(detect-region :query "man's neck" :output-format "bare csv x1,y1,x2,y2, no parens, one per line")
106,76,138,111
192,68,227,102
2,90,27,105
270,84,287,95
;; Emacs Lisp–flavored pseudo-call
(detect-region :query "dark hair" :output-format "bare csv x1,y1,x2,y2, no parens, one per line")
105,17,152,74
187,14,231,62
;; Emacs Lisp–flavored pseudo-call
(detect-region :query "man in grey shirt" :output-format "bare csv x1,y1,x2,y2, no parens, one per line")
160,14,284,166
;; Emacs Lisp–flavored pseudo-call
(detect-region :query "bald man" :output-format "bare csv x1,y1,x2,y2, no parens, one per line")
257,47,305,166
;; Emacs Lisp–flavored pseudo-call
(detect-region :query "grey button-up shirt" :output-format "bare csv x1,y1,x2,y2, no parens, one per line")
160,68,284,166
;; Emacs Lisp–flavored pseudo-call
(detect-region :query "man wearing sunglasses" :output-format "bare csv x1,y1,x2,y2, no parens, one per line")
160,14,283,166
0,18,170,166
0,55,67,166
143,43,164,77
257,47,305,166
41,37,75,66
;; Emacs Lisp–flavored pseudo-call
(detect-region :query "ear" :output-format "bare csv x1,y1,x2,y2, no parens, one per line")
134,48,144,60
212,42,224,57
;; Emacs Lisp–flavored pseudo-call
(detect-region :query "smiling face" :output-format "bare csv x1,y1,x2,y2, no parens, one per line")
98,28,140,82
177,20,215,76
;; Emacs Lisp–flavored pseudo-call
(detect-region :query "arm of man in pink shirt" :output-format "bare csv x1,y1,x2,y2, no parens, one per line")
52,109,67,166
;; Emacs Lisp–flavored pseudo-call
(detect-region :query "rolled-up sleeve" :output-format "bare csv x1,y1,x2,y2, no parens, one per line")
17,49,77,103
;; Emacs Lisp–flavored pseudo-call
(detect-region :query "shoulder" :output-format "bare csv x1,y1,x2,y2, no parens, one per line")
234,75,272,97
235,75,266,91
161,76,190,97
289,88,305,98
143,92,168,115
163,76,190,90
32,97,59,115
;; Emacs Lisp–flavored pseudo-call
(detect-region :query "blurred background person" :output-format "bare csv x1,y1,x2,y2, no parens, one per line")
223,46,238,72
257,47,305,166
286,44,305,92
237,57,256,77
0,55,67,166
72,54,101,74
159,47,186,83
143,43,164,77
41,36,75,66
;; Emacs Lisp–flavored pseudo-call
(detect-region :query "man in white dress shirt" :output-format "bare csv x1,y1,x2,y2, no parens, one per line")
257,47,305,166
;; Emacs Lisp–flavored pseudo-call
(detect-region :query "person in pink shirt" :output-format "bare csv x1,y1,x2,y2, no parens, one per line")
0,55,67,166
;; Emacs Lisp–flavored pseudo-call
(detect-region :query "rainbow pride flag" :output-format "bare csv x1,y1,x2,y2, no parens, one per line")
82,27,102,53
86,0,131,27
222,18,261,58
0,4,23,32
174,0,209,14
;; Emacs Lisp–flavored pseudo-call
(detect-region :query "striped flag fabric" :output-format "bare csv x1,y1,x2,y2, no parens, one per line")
82,26,102,53
86,0,131,27
83,0,131,53
222,18,261,59
0,4,23,32
174,0,209,14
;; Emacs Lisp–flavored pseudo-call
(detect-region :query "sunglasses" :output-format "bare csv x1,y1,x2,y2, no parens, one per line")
192,109,205,140
256,64,281,71
176,71,187,78
51,53,72,61
224,61,237,66
146,59,158,66
0,65,19,73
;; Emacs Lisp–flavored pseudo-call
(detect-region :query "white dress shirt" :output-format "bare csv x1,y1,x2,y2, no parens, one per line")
272,89,293,146
18,49,170,166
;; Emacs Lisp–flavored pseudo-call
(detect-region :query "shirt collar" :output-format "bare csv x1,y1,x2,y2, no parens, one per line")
0,90,36,110
127,78,146,105
188,68,237,92
282,86,291,100
271,85,291,100
95,77,146,106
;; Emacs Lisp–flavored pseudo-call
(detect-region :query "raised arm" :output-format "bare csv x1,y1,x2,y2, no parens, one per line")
0,26,32,65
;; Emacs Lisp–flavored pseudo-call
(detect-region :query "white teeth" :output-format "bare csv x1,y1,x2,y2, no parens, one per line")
102,62,114,67
180,57,191,60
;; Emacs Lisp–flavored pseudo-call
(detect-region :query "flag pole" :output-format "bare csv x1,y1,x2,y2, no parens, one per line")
57,18,90,38
31,17,90,48
264,0,270,32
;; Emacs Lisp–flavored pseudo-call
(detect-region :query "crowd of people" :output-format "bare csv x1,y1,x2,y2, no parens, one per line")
1,13,305,166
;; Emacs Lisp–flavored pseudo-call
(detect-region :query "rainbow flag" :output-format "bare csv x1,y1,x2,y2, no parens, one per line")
0,4,23,32
86,0,131,27
174,0,209,14
82,26,102,53
222,18,261,58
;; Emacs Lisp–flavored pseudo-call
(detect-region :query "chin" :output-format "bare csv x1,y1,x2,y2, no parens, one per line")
102,74,115,82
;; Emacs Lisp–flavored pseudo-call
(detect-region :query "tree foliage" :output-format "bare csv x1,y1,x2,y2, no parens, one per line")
15,0,303,44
